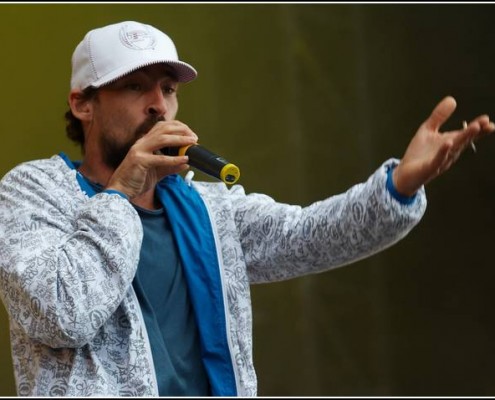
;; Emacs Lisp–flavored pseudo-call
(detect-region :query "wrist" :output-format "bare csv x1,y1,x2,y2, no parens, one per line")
387,165,417,205
391,164,418,197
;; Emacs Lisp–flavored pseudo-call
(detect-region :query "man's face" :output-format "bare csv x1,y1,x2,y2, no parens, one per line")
89,64,179,169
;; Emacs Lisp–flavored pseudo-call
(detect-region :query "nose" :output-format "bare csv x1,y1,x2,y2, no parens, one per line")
146,85,167,117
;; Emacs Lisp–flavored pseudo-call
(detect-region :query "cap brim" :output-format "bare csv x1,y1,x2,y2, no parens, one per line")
90,59,197,88
165,60,198,83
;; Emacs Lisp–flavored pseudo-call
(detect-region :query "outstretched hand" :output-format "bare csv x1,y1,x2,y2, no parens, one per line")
392,96,495,197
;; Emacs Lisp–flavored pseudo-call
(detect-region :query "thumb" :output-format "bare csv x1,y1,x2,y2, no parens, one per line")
424,96,457,132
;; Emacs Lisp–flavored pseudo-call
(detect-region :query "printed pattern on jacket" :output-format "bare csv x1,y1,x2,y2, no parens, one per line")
0,154,426,396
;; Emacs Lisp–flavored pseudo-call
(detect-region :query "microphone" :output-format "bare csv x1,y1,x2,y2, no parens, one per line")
161,144,240,185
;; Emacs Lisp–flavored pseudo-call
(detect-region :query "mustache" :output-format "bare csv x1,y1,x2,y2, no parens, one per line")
135,115,166,137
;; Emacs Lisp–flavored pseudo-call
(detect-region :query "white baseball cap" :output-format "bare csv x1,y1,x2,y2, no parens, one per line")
70,21,197,90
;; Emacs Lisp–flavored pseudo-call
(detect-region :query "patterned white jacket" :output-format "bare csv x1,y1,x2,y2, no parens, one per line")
0,153,426,396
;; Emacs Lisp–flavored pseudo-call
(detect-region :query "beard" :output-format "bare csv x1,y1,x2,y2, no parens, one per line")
100,115,165,170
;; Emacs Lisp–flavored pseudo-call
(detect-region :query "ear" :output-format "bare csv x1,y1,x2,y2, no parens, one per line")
68,90,93,122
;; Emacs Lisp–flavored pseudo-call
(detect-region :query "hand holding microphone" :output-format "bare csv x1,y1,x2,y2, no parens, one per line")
161,144,241,185
106,120,240,200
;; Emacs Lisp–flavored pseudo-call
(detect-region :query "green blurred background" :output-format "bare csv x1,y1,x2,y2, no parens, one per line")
0,3,494,396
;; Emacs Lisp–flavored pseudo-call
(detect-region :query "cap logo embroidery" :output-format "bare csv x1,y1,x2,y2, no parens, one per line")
119,24,156,50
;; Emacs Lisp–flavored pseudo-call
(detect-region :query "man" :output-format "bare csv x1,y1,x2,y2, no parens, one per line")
0,20,493,397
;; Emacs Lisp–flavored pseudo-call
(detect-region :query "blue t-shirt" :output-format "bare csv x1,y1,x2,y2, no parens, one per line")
133,205,210,396
82,178,210,395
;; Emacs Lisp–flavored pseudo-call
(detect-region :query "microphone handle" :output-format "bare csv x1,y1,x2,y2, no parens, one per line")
162,145,240,184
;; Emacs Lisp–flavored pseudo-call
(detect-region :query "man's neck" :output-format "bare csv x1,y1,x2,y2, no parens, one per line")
77,160,112,189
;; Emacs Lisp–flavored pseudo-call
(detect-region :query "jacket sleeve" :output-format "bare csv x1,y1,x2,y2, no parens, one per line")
0,159,143,348
232,159,427,283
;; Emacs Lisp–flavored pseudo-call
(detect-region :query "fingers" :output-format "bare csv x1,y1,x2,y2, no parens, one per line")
438,113,494,172
458,119,480,146
140,120,199,174
470,115,495,139
147,120,198,142
153,120,199,141
424,96,457,132
136,120,198,153
457,115,495,149
155,157,191,175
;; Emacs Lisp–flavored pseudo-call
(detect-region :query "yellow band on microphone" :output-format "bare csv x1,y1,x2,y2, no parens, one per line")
220,163,241,185
178,144,193,157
